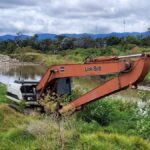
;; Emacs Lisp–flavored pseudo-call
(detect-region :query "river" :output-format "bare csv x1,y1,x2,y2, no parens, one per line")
0,63,47,85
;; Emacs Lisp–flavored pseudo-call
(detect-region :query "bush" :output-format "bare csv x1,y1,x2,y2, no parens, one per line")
78,98,141,135
124,44,137,50
72,48,113,59
136,102,150,139
136,116,150,139
78,98,122,126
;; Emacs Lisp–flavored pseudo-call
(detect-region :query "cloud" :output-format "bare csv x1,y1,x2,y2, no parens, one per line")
0,0,149,34
0,0,36,8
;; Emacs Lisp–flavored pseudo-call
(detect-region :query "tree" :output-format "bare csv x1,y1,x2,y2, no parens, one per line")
60,37,74,50
39,39,52,52
74,36,96,48
95,38,106,48
126,36,141,45
106,36,121,46
141,28,150,46
33,34,38,42
56,35,66,42
15,32,23,48
142,36,150,46
6,40,16,54
147,27,150,35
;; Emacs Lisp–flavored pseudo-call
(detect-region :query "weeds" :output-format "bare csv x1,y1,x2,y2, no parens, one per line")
0,84,7,104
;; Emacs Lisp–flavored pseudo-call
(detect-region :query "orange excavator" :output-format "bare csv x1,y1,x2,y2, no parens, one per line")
7,53,150,115
36,53,150,114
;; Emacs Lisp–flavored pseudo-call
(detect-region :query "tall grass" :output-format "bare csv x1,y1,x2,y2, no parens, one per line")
0,95,150,149
80,132,150,150
0,84,7,104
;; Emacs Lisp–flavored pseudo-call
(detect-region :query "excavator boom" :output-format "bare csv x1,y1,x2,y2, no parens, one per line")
36,54,150,114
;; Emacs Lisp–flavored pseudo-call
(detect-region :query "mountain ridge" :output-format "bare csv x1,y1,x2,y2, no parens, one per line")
0,32,148,41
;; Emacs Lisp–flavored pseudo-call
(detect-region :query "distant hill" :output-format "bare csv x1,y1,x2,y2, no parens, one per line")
0,32,149,41
62,32,149,39
0,34,30,41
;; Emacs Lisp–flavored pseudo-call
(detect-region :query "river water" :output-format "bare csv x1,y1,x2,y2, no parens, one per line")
0,63,47,85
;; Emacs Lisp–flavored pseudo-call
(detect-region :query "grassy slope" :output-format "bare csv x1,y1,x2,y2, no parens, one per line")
1,47,150,149
0,103,150,150
12,46,150,63
0,84,7,104
0,86,150,149
0,105,38,150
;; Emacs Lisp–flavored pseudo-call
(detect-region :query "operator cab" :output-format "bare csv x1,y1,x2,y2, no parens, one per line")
7,78,71,106
7,80,38,106
43,77,71,96
55,78,71,95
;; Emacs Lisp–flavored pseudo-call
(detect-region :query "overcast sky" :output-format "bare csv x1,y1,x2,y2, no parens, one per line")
0,0,149,35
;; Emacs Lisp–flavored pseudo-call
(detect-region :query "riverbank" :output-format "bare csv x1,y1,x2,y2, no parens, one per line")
0,54,19,63
0,54,41,66
0,62,40,66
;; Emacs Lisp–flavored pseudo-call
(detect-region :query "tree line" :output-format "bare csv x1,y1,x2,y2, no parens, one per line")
0,33,150,54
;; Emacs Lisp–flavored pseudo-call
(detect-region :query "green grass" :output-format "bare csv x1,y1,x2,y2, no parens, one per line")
0,129,38,150
80,132,150,150
0,84,7,104
10,46,150,66
0,105,38,150
0,105,150,150
0,87,150,150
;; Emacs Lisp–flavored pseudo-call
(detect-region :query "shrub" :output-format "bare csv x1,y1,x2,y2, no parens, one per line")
77,98,141,136
124,44,137,50
78,98,122,126
136,116,150,139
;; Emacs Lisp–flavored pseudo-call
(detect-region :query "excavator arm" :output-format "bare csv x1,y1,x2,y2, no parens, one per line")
36,54,150,114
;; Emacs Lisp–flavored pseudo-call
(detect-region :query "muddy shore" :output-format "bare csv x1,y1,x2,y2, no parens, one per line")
0,54,39,65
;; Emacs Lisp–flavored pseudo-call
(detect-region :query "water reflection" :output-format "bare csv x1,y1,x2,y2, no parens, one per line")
0,63,47,85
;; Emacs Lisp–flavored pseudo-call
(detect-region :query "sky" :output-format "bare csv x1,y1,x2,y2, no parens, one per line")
0,0,149,35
